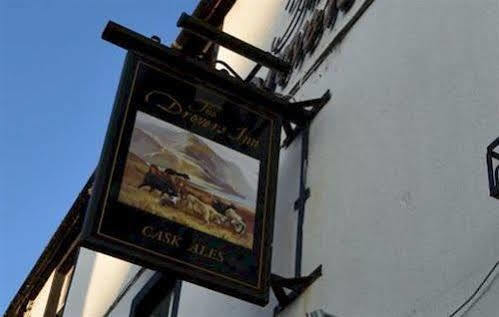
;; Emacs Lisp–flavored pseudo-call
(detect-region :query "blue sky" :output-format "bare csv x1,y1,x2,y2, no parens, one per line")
0,0,198,312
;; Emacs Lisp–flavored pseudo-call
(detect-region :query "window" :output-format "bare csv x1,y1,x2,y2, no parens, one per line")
130,273,181,317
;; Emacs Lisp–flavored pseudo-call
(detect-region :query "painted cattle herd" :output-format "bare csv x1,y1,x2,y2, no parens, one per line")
118,112,257,249
139,164,247,234
118,153,255,249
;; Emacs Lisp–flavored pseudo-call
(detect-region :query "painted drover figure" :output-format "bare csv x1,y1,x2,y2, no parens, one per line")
183,194,227,225
138,165,179,203
212,198,246,234
224,208,246,235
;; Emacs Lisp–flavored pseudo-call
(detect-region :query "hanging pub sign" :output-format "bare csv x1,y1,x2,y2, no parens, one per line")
81,22,283,305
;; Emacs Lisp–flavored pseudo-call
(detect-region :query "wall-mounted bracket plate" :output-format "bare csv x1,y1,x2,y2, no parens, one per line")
271,265,323,315
282,91,331,148
487,137,499,199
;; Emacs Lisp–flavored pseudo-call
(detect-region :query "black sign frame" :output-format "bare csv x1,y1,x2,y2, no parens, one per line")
81,50,281,305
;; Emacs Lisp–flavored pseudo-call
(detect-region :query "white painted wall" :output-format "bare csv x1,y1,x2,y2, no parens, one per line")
64,248,144,317
279,1,499,316
106,269,156,317
217,0,286,78
28,271,54,317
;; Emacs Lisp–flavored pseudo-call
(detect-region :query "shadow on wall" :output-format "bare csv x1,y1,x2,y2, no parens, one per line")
64,248,140,316
217,0,286,77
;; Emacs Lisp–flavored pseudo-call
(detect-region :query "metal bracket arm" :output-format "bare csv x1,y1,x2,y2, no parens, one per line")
487,137,499,199
101,20,330,148
102,21,318,125
177,13,291,75
282,90,331,147
271,265,323,314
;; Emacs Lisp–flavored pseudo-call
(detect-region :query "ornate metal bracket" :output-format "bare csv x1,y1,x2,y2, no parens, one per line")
487,137,499,199
177,13,331,148
282,90,331,148
271,265,323,315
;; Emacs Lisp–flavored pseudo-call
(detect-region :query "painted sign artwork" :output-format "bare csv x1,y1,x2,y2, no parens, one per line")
118,111,259,249
82,52,281,305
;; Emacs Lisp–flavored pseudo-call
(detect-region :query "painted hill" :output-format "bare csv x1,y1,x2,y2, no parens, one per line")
129,127,162,155
184,135,254,199
129,126,256,208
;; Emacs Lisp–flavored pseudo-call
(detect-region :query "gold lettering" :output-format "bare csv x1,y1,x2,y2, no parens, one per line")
189,102,221,118
143,92,259,151
212,123,226,135
203,106,218,118
218,126,227,134
152,230,162,241
190,114,199,124
197,117,207,126
229,128,246,141
142,226,154,237
170,235,182,247
158,99,183,115
187,243,199,254
229,128,260,148
186,243,224,263
198,103,211,113
217,251,224,263
141,226,183,248
208,248,216,259
164,232,172,243
198,244,206,255
145,90,183,115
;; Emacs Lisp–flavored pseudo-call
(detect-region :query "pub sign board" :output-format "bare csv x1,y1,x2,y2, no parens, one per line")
82,52,281,305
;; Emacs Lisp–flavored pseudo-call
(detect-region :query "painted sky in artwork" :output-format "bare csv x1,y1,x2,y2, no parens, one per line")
135,111,260,208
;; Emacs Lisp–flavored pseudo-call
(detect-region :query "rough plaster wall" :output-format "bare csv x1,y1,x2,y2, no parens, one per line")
280,0,499,316
63,248,96,316
217,0,286,78
29,271,54,317
57,267,74,312
63,248,142,316
463,271,499,316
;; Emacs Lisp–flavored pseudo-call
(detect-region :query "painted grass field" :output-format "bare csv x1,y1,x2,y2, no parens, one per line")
118,153,254,249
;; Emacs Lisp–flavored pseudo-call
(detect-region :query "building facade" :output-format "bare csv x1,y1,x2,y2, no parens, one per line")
6,0,499,316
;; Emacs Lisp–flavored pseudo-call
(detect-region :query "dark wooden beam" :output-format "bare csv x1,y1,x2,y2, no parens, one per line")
175,0,236,57
101,21,308,125
177,13,292,74
43,271,66,317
